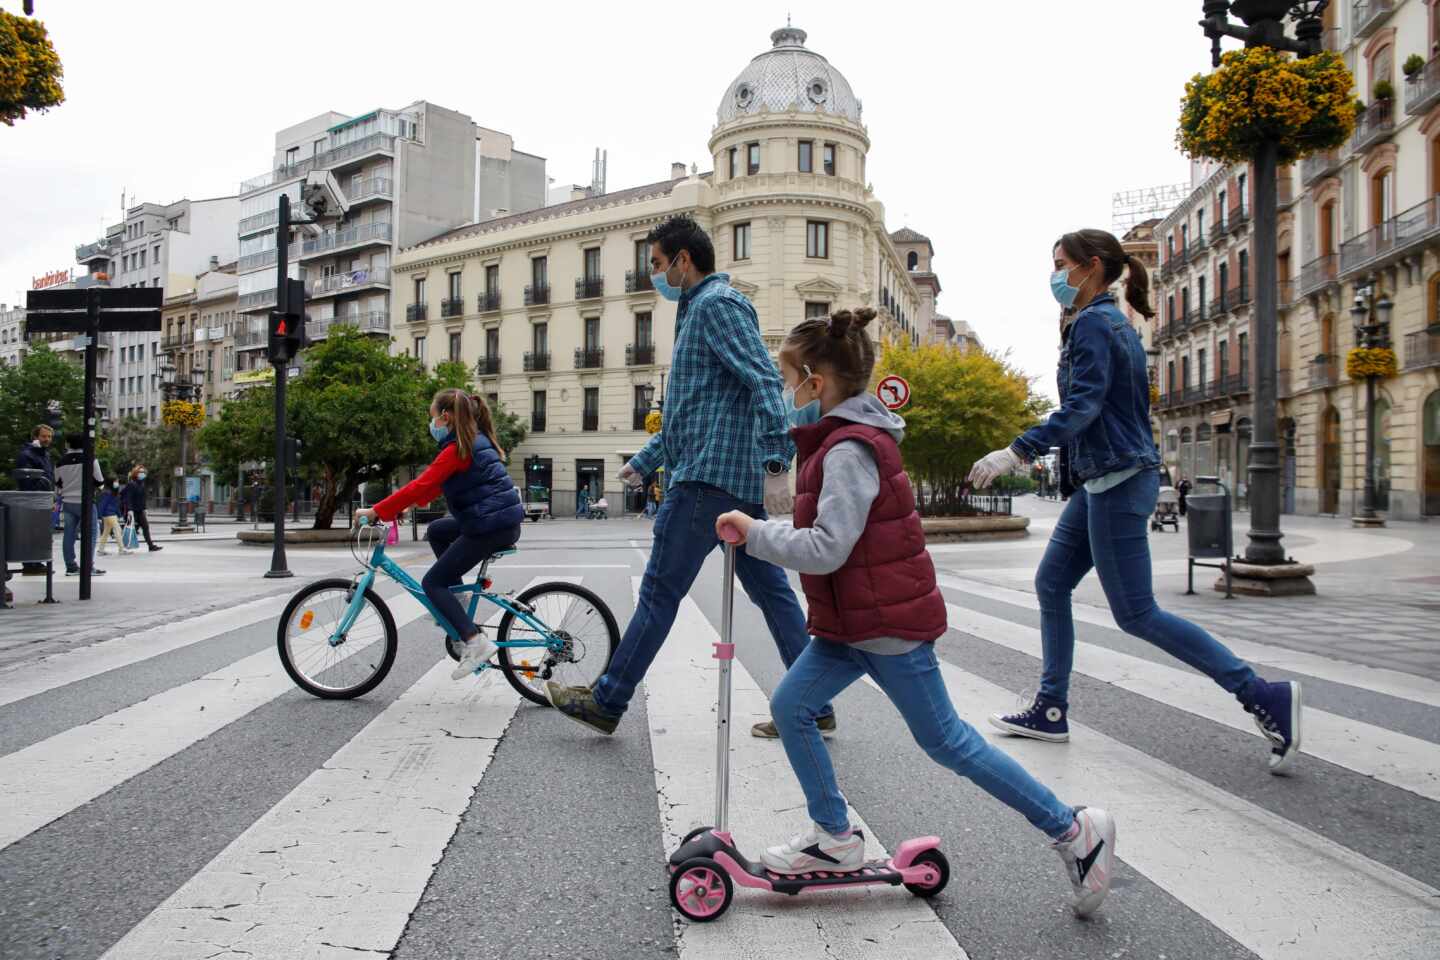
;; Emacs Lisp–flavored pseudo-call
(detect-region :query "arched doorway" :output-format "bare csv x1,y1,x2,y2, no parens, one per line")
1424,390,1440,516
1180,426,1194,483
1196,423,1214,478
1321,407,1341,514
1281,418,1297,513
1236,417,1253,508
1372,395,1392,512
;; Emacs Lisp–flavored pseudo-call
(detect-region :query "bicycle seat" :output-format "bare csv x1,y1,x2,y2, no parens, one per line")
488,547,518,560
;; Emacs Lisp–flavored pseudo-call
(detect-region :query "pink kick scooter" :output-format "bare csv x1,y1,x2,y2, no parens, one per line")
666,530,951,922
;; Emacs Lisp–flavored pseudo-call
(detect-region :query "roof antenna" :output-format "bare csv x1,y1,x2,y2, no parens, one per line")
787,11,791,26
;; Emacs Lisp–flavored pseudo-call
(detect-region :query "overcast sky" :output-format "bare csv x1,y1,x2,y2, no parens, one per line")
0,0,1222,399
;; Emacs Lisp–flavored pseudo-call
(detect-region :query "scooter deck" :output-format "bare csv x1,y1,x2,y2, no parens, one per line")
670,828,914,896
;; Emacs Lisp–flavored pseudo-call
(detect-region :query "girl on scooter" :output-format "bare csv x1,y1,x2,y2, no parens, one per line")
716,308,1116,916
355,389,525,680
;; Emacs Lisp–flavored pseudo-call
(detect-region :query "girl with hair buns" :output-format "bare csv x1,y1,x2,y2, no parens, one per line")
356,388,524,680
972,229,1302,775
715,308,1116,916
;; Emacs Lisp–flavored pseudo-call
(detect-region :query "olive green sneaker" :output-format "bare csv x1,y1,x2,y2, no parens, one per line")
545,682,620,735
751,714,837,739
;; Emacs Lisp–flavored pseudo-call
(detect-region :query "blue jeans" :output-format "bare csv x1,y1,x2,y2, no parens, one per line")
423,516,521,641
772,639,1076,839
62,501,97,570
1036,467,1257,705
594,481,828,719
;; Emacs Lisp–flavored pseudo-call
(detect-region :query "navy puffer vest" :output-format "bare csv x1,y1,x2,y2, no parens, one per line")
441,433,524,536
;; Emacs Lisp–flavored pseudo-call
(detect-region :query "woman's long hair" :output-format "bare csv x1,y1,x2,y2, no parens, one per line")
432,388,504,461
1055,228,1156,319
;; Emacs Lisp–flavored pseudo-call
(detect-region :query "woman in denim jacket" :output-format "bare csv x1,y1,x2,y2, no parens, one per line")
968,228,1303,774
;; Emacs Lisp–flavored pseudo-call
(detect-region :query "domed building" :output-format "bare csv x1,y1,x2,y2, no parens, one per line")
392,24,938,514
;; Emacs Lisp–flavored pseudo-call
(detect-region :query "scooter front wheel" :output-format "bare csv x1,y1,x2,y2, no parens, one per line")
669,857,733,922
902,848,950,898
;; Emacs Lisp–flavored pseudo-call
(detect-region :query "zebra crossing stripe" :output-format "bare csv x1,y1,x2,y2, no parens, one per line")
637,578,971,960
938,573,1440,709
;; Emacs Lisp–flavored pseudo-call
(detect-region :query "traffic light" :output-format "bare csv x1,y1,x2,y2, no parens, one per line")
268,278,307,364
284,436,302,471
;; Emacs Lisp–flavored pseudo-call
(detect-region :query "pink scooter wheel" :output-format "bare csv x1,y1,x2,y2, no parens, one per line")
669,858,734,921
902,848,950,897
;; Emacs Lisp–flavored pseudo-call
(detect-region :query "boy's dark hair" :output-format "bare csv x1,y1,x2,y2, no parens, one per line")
646,214,715,273
1055,228,1155,319
66,432,83,450
779,307,877,397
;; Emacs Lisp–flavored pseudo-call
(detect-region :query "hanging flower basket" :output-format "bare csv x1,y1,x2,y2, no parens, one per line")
1149,382,1160,406
1177,47,1358,165
162,399,206,429
1345,347,1397,379
0,10,64,126
644,410,662,435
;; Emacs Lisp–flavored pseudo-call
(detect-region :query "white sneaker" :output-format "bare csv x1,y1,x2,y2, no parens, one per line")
1052,807,1116,917
760,824,866,874
450,634,498,680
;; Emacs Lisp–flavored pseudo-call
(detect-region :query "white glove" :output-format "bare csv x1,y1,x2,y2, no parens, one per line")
763,472,794,516
967,447,1022,488
618,463,643,490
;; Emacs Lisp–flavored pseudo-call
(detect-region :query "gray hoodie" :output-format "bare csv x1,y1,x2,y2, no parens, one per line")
745,393,923,655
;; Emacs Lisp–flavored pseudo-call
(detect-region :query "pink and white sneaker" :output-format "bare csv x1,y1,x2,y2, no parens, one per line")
1052,807,1116,917
761,824,866,874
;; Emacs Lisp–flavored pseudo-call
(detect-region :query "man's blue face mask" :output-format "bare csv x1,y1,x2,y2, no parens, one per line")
651,253,686,302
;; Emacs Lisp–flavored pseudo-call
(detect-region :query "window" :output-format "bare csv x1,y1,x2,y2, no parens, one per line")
448,272,462,300
532,390,546,431
1198,275,1207,316
532,256,548,289
798,140,813,173
1237,173,1248,215
1217,189,1227,227
907,251,919,270
805,301,830,319
285,146,299,168
1238,250,1249,295
413,336,426,363
486,327,499,359
1181,287,1190,319
1167,359,1176,394
806,220,829,258
635,311,652,346
583,387,599,431
533,322,548,356
584,316,600,352
485,264,499,295
1219,261,1229,297
728,146,738,179
822,143,836,176
584,247,601,281
449,332,462,362
1182,355,1191,388
313,138,325,157
1371,168,1394,227
153,244,161,262
1181,223,1189,250
746,142,760,175
634,384,653,413
733,222,751,260
486,393,498,409
138,250,146,268
414,277,426,305
1238,332,1249,381
1196,208,1205,240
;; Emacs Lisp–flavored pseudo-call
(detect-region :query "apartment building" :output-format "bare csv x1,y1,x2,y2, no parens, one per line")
0,303,26,368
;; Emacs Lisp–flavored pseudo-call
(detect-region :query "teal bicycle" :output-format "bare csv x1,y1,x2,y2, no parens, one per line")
276,519,619,704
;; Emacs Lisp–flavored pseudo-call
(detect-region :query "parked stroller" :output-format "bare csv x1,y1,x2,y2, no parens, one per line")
1151,486,1180,532
587,497,610,520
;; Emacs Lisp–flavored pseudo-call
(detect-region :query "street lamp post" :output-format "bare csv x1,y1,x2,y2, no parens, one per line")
1196,1,1327,594
1349,279,1392,527
158,357,198,533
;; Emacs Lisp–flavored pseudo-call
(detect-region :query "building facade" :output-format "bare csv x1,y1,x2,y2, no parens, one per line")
0,303,26,368
391,25,930,515
232,104,546,389
890,228,946,343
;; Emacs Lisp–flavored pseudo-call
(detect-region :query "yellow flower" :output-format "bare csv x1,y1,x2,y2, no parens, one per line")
1345,347,1397,379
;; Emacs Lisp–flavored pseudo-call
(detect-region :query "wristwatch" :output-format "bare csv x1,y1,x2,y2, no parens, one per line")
764,460,788,477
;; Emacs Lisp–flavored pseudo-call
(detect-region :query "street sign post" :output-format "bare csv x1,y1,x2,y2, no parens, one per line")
25,286,161,600
876,374,911,411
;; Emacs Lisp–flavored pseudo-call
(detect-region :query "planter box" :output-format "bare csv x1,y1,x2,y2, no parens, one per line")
237,528,356,545
920,516,1029,543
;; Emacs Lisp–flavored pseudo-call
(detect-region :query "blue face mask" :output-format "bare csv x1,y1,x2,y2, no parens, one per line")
1050,264,1092,309
782,367,821,428
651,255,685,302
429,418,450,443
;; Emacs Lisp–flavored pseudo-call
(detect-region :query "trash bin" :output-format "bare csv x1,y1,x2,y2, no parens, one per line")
1185,475,1232,598
0,490,55,564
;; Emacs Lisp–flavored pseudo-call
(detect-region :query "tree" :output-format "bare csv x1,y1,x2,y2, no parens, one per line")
0,343,82,488
876,339,1047,516
196,386,275,488
100,415,179,491
0,8,64,126
423,360,526,460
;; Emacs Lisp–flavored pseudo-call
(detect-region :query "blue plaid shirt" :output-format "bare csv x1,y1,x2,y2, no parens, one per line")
630,273,793,503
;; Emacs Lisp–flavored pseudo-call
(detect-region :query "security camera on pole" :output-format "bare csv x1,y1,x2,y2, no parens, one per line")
265,171,348,579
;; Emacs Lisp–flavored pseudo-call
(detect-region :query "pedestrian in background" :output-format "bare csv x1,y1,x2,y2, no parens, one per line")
56,433,106,576
12,424,56,577
123,465,162,553
96,481,130,556
1176,476,1192,516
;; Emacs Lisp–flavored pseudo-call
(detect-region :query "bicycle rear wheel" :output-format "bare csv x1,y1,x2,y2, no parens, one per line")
277,578,397,699
496,581,619,707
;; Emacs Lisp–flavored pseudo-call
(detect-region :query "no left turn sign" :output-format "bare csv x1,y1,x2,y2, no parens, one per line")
876,374,911,410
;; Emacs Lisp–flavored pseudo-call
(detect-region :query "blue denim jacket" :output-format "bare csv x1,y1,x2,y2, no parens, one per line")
1011,293,1160,484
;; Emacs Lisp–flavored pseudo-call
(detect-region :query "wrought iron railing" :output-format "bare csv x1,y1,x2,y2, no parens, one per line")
524,351,550,372
625,270,653,293
1403,328,1440,370
525,283,550,306
441,297,464,318
576,277,604,300
1350,98,1395,154
531,412,546,432
1339,195,1440,277
406,303,427,323
477,356,501,376
575,347,604,369
626,343,655,366
478,290,501,312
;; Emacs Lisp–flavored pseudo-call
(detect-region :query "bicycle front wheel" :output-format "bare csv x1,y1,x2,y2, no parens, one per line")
496,581,619,707
277,578,397,699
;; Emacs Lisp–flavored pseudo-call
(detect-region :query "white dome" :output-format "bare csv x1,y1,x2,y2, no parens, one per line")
716,26,862,126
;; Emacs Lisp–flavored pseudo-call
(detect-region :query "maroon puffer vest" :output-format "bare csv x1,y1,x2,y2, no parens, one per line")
792,418,947,644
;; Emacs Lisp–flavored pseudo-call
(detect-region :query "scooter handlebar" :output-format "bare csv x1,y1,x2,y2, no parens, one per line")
718,523,742,545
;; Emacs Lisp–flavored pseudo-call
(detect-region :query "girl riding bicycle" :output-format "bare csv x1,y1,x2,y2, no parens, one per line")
356,388,525,680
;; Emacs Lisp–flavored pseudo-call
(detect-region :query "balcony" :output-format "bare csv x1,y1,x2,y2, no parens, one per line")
238,249,278,273
346,177,393,205
1224,373,1250,396
1301,150,1341,185
238,288,278,312
1406,57,1440,117
160,334,185,352
1352,0,1396,40
1207,297,1227,322
300,221,392,259
1224,284,1250,313
235,328,268,349
575,347,605,369
74,273,110,289
531,411,546,432
576,276,605,300
75,239,113,262
1228,208,1250,236
1158,259,1176,282
1188,236,1208,262
1209,221,1228,245
1298,254,1339,297
308,310,389,341
239,133,397,195
1350,98,1395,155
310,265,389,298
523,351,550,372
478,290,501,313
406,303,427,323
524,283,550,306
582,410,599,432
441,297,465,319
1309,356,1341,390
1403,328,1440,370
238,209,281,235
1339,195,1440,277
627,342,655,366
625,270,653,293
477,356,501,377
633,408,651,431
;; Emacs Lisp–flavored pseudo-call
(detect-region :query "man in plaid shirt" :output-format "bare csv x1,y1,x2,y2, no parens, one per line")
548,214,835,737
